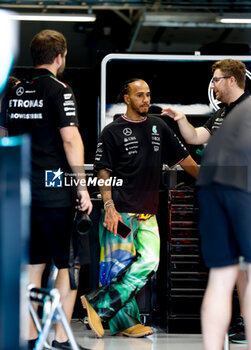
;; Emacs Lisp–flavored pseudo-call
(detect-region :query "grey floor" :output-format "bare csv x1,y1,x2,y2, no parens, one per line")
47,319,248,350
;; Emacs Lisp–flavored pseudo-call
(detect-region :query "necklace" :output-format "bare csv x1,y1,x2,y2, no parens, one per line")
123,114,147,122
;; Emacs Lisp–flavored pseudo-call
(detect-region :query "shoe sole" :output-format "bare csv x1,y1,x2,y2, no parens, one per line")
80,296,103,338
119,330,153,338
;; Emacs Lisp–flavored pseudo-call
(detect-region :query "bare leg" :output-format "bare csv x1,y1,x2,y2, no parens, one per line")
28,264,46,340
243,263,251,350
201,265,239,350
236,269,248,317
54,268,77,342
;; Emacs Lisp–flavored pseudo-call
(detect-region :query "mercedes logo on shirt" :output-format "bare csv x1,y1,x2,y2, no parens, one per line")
123,128,132,136
16,86,24,96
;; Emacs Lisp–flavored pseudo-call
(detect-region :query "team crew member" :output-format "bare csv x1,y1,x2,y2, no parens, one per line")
161,59,249,343
81,78,199,338
0,30,92,350
197,97,251,350
161,59,249,144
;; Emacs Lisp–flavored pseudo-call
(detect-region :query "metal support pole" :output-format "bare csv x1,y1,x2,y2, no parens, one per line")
0,135,30,350
28,286,79,350
224,333,230,350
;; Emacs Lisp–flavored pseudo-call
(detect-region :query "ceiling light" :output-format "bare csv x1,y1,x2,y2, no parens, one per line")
216,13,251,24
142,11,251,28
218,18,251,24
7,13,96,22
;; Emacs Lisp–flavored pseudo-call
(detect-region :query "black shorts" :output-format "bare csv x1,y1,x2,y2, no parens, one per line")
29,206,75,269
197,184,251,268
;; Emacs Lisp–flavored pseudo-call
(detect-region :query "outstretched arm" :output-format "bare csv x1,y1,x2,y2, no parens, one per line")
161,107,210,145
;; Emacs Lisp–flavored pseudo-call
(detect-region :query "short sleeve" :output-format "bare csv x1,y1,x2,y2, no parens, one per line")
54,85,79,128
94,127,116,172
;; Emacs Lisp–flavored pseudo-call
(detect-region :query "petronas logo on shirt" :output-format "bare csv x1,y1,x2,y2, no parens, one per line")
152,125,157,133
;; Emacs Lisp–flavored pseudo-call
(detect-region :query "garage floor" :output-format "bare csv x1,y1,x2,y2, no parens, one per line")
42,320,247,350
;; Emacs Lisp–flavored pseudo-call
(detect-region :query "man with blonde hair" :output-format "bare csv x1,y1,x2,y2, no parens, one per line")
162,59,248,144
197,97,251,349
162,58,250,343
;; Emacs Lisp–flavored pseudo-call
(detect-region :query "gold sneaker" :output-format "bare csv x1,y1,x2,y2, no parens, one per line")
80,295,104,338
119,324,154,338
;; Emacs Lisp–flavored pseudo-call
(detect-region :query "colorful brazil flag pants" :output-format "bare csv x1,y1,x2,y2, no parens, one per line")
85,212,160,335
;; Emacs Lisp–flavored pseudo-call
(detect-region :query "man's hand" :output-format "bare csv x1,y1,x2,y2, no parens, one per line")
103,205,122,236
96,169,122,235
76,190,93,215
161,107,186,121
162,107,210,145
